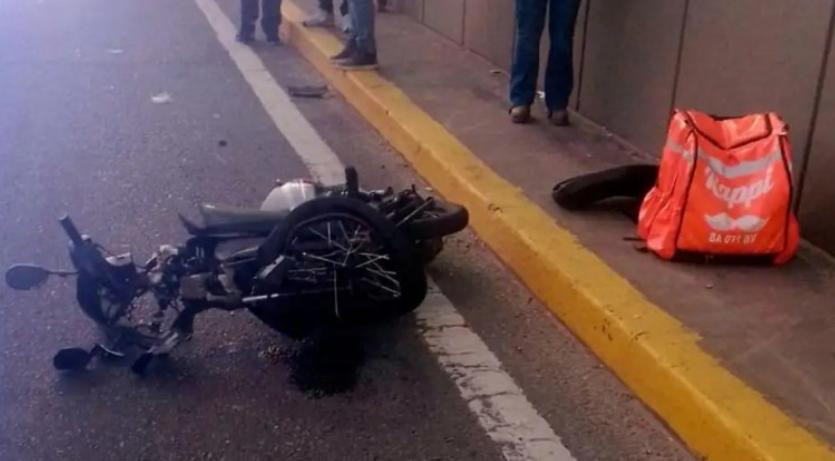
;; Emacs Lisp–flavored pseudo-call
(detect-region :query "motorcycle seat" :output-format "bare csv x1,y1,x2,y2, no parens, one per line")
180,204,288,236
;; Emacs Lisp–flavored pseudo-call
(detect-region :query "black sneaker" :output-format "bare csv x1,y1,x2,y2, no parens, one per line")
266,36,281,46
334,51,379,70
236,32,254,44
330,42,357,61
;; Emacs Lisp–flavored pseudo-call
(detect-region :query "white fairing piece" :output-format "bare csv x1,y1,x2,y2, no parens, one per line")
260,180,318,212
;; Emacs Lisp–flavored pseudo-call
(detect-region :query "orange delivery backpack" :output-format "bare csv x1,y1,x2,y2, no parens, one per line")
637,110,800,264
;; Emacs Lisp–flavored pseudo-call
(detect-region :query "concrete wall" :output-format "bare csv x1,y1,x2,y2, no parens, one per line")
397,0,835,255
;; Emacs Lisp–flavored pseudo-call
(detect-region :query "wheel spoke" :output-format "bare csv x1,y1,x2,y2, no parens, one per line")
365,266,401,287
287,267,328,275
309,226,350,253
355,252,390,268
338,220,351,244
367,260,397,276
360,277,401,297
302,252,344,267
279,213,407,310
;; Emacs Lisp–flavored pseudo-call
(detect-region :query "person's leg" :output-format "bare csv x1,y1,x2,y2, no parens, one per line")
334,0,376,68
331,35,357,60
509,0,547,122
544,0,581,123
304,0,335,27
340,0,352,34
261,0,282,42
330,0,357,60
344,0,361,36
351,0,375,55
239,0,258,41
349,0,360,41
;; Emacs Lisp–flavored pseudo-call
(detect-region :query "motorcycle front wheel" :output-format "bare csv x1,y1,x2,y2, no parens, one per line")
250,197,427,338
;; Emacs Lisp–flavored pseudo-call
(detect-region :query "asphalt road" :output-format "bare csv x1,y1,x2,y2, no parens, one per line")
0,1,694,460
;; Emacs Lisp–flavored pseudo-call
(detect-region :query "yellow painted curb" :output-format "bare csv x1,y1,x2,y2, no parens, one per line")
281,3,835,460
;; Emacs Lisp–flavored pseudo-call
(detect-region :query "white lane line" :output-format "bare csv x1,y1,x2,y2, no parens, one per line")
418,285,575,461
193,0,345,186
195,1,575,459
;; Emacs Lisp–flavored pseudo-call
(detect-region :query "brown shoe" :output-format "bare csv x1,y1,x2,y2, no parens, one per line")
334,51,379,70
510,105,531,124
549,109,569,126
330,41,357,61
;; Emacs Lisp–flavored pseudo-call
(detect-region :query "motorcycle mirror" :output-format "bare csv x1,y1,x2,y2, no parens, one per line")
5,264,51,290
53,348,92,371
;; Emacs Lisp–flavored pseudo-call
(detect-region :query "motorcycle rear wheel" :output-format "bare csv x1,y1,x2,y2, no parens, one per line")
250,197,427,338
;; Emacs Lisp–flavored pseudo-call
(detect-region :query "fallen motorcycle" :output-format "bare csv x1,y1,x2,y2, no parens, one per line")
5,167,468,374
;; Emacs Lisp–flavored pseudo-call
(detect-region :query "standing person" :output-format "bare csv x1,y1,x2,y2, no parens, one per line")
238,0,283,45
509,0,581,126
303,0,350,28
330,0,377,69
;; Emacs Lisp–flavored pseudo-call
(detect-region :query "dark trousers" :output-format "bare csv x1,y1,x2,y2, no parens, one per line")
509,0,581,111
240,0,282,40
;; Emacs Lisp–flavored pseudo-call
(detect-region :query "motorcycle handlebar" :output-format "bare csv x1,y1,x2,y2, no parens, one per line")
59,216,84,246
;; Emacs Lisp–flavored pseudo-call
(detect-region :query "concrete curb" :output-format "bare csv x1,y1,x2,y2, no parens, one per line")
280,3,835,460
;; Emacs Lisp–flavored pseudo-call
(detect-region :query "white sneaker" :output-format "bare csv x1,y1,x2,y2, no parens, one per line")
303,11,334,27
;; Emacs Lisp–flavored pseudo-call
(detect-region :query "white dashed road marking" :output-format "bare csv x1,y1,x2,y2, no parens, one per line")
194,0,345,186
417,287,575,461
194,1,576,459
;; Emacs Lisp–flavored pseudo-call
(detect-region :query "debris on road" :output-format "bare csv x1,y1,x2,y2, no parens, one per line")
107,48,125,55
260,344,288,363
150,92,172,104
288,84,328,99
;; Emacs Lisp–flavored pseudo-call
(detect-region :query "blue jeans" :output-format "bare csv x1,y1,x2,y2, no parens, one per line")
348,0,376,55
240,0,282,40
509,0,581,112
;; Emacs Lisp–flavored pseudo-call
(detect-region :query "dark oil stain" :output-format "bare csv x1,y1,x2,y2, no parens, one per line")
282,331,367,398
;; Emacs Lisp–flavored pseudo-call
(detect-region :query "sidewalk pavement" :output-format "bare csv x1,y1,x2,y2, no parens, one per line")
281,1,835,459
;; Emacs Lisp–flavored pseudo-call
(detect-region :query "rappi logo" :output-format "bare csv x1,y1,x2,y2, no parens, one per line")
703,161,775,209
700,150,779,242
